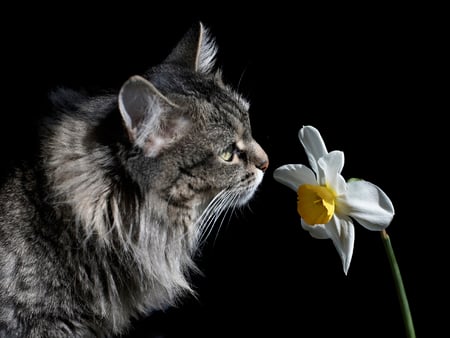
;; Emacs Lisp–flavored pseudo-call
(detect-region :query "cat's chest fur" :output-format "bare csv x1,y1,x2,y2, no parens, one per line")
0,22,268,337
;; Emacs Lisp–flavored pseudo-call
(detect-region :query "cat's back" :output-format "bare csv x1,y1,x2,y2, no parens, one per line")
0,158,45,243
0,87,100,242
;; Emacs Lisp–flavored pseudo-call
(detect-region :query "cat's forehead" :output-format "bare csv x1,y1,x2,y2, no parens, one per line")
199,88,251,132
199,104,252,145
147,66,251,137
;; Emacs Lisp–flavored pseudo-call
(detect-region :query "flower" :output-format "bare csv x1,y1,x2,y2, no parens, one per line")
273,125,395,274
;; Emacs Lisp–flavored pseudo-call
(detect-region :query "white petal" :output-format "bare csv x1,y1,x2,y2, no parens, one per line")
339,180,395,231
301,219,329,239
299,126,328,175
317,151,346,193
273,164,317,192
324,215,355,275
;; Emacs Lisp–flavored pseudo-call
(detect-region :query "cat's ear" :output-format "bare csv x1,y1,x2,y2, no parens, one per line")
118,75,190,157
164,22,217,74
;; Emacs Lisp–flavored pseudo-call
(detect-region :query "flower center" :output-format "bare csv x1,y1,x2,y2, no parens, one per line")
297,184,336,225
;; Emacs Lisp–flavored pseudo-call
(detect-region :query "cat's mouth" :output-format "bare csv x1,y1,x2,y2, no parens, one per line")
236,183,261,206
234,169,264,206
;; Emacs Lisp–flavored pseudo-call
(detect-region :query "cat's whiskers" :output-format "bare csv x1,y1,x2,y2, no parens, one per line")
195,191,224,236
202,191,235,242
195,189,228,246
210,189,242,246
196,188,243,247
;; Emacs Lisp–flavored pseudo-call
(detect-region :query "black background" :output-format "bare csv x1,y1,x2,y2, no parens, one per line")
1,5,445,338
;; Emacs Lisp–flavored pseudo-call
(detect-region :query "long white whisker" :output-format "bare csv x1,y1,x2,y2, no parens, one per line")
211,191,240,245
197,189,236,246
195,190,226,244
198,191,230,245
207,191,235,240
196,190,226,229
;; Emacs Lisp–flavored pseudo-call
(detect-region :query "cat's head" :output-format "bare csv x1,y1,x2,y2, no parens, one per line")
118,22,268,223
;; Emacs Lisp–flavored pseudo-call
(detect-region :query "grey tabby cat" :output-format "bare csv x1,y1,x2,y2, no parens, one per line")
0,22,268,337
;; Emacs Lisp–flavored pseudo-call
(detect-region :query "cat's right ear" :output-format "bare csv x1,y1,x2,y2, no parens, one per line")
118,75,190,157
164,22,217,74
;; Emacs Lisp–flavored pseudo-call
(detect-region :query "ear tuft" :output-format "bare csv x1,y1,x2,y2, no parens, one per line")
196,22,218,73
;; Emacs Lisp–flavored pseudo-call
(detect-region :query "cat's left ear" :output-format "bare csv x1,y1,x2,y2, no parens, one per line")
164,22,217,74
118,75,191,157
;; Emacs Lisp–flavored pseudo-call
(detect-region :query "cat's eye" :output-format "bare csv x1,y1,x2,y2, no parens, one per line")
219,145,236,162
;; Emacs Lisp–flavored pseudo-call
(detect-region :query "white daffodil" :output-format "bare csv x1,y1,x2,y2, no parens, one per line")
273,125,395,274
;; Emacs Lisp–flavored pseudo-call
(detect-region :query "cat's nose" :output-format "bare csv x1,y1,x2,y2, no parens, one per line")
257,159,269,172
251,141,269,172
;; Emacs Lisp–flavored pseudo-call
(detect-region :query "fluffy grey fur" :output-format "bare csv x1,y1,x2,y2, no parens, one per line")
0,23,268,337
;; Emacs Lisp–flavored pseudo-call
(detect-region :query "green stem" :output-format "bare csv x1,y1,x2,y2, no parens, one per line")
381,230,416,338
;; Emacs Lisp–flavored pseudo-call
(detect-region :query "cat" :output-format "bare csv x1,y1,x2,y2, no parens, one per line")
0,22,268,337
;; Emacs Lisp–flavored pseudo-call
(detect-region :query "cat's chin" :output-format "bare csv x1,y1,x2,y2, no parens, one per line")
237,186,259,206
237,171,264,206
